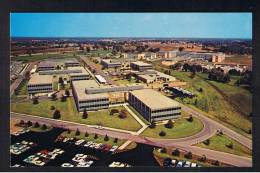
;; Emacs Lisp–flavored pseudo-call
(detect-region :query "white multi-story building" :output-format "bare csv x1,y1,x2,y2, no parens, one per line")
27,74,53,94
129,89,181,122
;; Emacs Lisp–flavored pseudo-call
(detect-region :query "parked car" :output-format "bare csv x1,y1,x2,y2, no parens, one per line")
61,163,74,167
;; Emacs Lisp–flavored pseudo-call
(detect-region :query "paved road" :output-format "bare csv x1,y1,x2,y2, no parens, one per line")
11,112,252,167
80,56,117,85
10,62,37,96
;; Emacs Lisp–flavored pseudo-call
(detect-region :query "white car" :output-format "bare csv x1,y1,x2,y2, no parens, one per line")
61,163,74,167
171,159,177,165
176,161,183,167
95,126,104,130
75,139,85,146
184,161,191,167
191,163,197,167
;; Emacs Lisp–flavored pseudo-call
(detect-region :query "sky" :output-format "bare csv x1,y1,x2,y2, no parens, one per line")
10,13,252,39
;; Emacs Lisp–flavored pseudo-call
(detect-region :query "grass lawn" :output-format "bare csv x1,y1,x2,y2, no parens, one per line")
153,148,216,167
141,113,204,139
60,130,126,146
29,126,53,133
115,79,137,85
11,97,142,132
159,68,252,139
195,134,252,158
15,80,28,95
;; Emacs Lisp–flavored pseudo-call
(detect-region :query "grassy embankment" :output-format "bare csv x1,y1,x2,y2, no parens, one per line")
11,97,142,132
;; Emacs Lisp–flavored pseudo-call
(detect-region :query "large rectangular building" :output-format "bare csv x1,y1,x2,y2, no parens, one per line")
72,80,109,112
101,59,122,68
37,61,56,71
27,74,53,94
130,61,153,71
129,89,181,122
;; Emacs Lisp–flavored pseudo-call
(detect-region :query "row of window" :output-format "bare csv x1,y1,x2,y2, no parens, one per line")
28,84,52,87
28,88,52,91
79,103,109,109
79,98,108,104
152,107,181,113
151,112,181,119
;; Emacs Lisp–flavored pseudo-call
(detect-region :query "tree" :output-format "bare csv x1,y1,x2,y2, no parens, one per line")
67,129,71,134
182,63,190,72
172,149,180,156
25,71,30,80
85,131,89,137
119,110,127,119
187,115,193,122
110,109,119,115
212,160,220,166
53,109,61,119
41,124,47,130
32,97,39,104
226,142,233,149
165,120,173,129
82,109,88,119
34,122,40,128
149,121,156,129
27,121,33,127
65,89,70,96
159,131,166,137
50,105,55,110
203,139,210,145
184,151,193,159
51,93,57,101
60,94,67,102
75,128,80,136
160,148,167,153
94,133,98,139
198,88,203,92
114,138,118,143
19,120,25,125
58,77,64,84
178,47,185,51
199,155,207,162
104,134,109,141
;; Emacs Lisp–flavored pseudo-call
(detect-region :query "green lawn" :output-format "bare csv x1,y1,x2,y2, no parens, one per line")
29,126,53,133
196,134,252,158
115,79,137,85
15,80,28,95
163,69,252,139
60,130,126,146
141,114,204,139
11,98,142,132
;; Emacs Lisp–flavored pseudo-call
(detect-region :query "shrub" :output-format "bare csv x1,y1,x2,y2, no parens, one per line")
53,110,61,119
159,131,166,137
104,134,109,141
34,122,40,128
65,89,70,96
94,134,98,139
184,152,193,159
110,109,119,115
51,94,57,101
226,142,233,149
212,160,220,166
32,97,38,104
85,131,89,137
27,121,33,127
60,94,67,102
217,129,223,136
172,149,180,156
41,124,47,130
67,129,71,134
199,155,207,162
165,120,173,129
187,115,193,122
160,148,167,153
50,105,55,110
203,139,210,145
75,129,80,136
114,138,118,143
82,109,88,119
19,120,25,125
248,129,252,134
149,121,156,129
119,110,127,119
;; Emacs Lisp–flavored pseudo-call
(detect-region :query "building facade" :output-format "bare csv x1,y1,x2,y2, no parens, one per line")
128,89,181,122
27,74,53,94
130,61,153,71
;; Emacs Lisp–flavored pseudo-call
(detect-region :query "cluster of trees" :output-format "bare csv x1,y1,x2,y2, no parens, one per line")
182,63,203,73
235,70,252,87
208,68,230,83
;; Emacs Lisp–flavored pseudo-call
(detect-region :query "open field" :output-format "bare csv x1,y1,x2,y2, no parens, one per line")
60,130,126,146
15,79,28,95
221,55,252,66
141,113,204,139
152,63,252,139
195,133,252,158
11,98,142,132
13,53,78,62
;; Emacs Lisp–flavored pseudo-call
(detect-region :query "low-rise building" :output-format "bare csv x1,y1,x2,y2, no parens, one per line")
37,61,56,71
72,80,109,112
129,89,181,122
69,72,90,81
130,61,153,71
101,59,122,68
64,58,80,67
211,53,225,63
27,74,53,94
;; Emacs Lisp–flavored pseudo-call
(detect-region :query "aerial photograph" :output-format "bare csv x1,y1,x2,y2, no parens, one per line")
10,13,252,168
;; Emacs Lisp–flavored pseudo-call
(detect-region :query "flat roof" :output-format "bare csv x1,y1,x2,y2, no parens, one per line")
95,75,107,83
131,61,152,67
72,80,108,100
38,61,55,68
28,74,53,85
130,89,180,109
